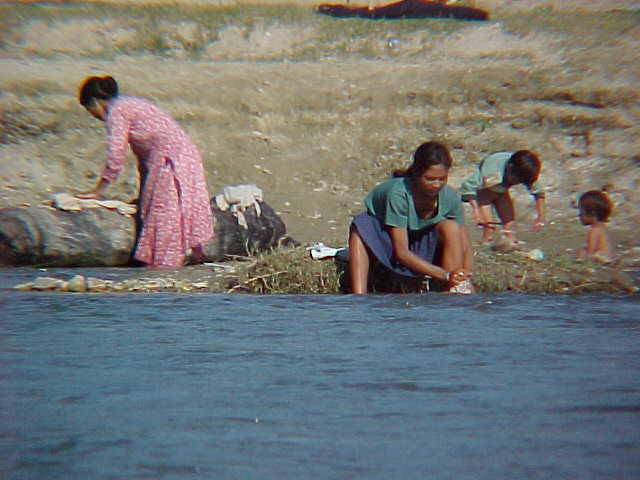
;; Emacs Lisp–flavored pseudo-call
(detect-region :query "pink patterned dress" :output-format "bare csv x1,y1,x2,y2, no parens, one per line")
101,96,214,268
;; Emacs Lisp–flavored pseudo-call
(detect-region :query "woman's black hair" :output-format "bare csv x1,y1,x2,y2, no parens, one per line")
579,190,612,222
393,141,452,178
508,150,540,186
78,75,119,107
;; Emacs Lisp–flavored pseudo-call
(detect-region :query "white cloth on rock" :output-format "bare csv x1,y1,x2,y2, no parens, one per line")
52,193,137,216
214,184,263,229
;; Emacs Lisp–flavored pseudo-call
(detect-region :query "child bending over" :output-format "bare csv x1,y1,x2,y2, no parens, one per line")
458,150,546,245
577,190,615,263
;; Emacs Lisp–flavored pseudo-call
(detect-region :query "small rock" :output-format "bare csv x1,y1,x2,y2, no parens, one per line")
66,275,87,292
491,235,517,253
526,248,545,261
32,276,66,290
87,277,110,291
142,280,166,290
611,271,639,293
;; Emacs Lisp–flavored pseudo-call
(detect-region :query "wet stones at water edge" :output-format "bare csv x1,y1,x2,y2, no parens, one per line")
13,274,219,293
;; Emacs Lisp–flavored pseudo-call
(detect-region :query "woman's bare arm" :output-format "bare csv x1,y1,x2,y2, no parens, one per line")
76,178,109,199
388,226,460,283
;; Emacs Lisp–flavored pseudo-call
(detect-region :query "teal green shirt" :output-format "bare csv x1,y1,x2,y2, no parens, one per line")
458,151,544,201
365,177,464,231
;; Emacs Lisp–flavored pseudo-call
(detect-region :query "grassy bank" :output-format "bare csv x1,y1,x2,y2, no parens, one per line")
1,2,639,294
15,243,637,294
226,244,638,294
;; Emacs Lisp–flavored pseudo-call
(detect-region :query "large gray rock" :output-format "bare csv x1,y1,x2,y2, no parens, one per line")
0,206,135,267
0,200,289,267
206,200,289,260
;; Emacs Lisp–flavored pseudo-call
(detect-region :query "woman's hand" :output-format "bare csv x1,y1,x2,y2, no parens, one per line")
447,268,474,294
76,179,108,200
448,269,472,285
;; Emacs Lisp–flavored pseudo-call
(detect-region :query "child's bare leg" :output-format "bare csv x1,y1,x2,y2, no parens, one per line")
476,189,500,243
477,207,495,242
348,225,370,295
493,191,516,243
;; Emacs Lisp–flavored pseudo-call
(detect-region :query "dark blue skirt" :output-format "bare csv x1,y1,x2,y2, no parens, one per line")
351,212,439,278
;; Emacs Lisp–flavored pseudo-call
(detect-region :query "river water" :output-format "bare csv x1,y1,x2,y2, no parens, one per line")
1,268,639,479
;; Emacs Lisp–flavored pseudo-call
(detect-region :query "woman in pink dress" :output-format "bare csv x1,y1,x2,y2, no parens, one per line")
77,75,214,269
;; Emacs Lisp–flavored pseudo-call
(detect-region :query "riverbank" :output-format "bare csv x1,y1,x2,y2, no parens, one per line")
1,1,639,293
8,236,640,294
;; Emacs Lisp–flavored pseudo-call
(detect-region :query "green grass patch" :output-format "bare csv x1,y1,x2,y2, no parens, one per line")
227,246,343,294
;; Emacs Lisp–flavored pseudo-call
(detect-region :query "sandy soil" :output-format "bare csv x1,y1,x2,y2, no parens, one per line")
1,0,639,271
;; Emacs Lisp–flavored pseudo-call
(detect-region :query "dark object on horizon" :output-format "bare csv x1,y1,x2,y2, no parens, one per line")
317,0,489,21
0,200,291,267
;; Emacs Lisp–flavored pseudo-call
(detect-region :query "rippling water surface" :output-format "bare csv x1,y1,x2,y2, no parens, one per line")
1,270,639,479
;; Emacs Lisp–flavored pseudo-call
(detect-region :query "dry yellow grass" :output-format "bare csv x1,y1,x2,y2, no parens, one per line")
1,1,638,292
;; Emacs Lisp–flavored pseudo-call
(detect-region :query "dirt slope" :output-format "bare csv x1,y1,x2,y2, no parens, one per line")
1,1,638,268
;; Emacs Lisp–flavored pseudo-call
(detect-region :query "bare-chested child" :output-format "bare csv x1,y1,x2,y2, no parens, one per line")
576,190,615,263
